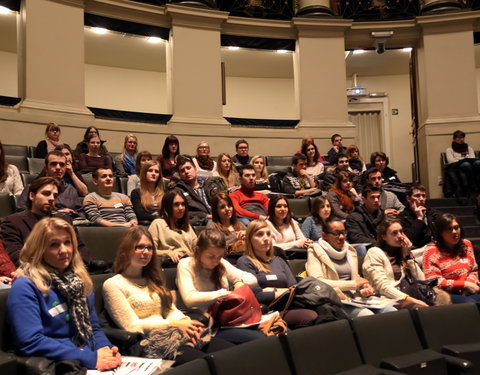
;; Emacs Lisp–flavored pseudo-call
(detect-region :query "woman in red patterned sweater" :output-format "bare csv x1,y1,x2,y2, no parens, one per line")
423,213,480,304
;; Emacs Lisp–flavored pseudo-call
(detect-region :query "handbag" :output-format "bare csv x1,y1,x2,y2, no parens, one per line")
208,284,262,326
399,268,438,306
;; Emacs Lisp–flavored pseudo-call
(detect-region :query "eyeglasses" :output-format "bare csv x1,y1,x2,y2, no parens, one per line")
447,225,460,232
238,147,248,150
49,162,65,167
325,231,346,237
135,245,154,253
198,146,209,150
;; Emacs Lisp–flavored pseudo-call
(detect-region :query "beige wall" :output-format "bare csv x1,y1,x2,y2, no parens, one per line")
85,64,168,113
0,51,17,97
223,76,296,119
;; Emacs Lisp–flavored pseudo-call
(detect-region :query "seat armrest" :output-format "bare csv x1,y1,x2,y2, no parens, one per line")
442,353,474,373
102,327,142,351
380,349,446,373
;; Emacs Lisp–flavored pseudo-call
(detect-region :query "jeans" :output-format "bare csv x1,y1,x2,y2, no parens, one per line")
449,293,480,304
216,327,266,344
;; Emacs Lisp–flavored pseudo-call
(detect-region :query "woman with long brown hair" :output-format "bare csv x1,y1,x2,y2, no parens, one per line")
131,160,164,223
0,140,23,195
326,171,361,220
127,151,152,196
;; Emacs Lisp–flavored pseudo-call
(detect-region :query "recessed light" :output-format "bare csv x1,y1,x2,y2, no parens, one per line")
403,47,412,52
353,49,365,54
0,6,11,14
228,46,240,50
92,27,108,35
147,37,162,44
277,49,289,54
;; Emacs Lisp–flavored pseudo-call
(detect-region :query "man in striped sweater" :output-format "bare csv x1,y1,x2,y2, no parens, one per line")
83,167,137,227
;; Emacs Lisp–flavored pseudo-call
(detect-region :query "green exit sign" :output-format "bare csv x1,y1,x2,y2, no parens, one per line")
392,109,399,115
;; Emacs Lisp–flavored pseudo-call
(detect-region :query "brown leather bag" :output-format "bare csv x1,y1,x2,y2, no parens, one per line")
208,284,262,326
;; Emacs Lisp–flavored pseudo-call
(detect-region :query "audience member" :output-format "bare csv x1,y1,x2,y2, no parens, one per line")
345,184,385,254
445,130,480,197
176,228,264,344
326,134,346,164
174,155,217,226
363,218,429,309
192,141,217,179
251,155,271,193
283,153,321,197
229,164,269,224
157,135,180,180
364,167,404,216
345,144,366,175
115,134,138,177
369,151,400,183
148,189,197,263
232,139,250,170
0,241,16,287
237,220,318,328
78,134,112,174
327,171,361,220
321,153,357,192
307,218,396,317
0,177,91,266
83,167,137,227
297,136,326,164
301,142,324,179
399,184,439,253
301,196,332,241
8,217,121,371
131,160,164,223
423,214,480,304
266,195,312,251
212,153,238,192
103,226,232,365
0,140,23,195
207,192,246,254
34,122,63,159
127,151,153,196
74,127,109,160
55,145,88,196
17,150,82,213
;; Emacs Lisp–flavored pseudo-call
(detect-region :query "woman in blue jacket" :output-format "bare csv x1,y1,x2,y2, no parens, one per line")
7,217,122,371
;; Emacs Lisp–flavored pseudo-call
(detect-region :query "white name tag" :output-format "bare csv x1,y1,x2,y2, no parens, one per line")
460,258,469,264
114,202,123,208
48,303,67,317
266,274,278,281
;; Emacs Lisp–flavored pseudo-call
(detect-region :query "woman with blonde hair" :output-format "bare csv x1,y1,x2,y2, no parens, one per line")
131,160,164,223
237,220,318,328
103,226,232,365
127,151,153,196
212,153,238,192
8,217,121,370
34,122,63,158
192,141,217,179
115,134,138,177
250,155,271,193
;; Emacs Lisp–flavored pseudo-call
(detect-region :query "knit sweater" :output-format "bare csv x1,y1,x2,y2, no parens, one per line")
300,216,323,242
266,219,306,250
229,186,269,220
83,191,137,225
8,277,111,369
148,218,197,257
103,274,187,334
423,240,478,291
0,164,23,196
176,257,257,311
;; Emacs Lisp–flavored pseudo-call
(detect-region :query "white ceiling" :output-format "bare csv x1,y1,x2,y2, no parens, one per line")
2,11,480,79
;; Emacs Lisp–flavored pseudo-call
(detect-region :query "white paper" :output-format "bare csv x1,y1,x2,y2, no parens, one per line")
87,356,162,375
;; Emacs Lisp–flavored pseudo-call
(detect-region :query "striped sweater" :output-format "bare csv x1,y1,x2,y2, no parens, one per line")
83,192,137,225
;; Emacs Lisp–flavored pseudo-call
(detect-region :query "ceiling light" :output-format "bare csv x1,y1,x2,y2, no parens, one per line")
353,49,365,54
276,49,289,54
403,47,412,52
0,6,11,14
228,46,240,50
92,27,108,35
147,37,162,44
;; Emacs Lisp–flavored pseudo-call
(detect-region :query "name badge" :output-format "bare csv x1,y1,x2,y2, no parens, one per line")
460,258,469,264
114,202,123,208
48,303,67,317
266,274,278,281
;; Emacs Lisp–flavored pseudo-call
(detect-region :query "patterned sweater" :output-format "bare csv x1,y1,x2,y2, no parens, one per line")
423,239,479,291
83,192,137,225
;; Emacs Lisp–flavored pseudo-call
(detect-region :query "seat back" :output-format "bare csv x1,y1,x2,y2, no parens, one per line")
351,309,424,366
0,289,10,352
0,193,16,219
287,259,306,277
267,156,292,166
20,173,36,189
76,226,129,263
5,156,28,173
119,177,128,195
91,273,116,314
26,158,45,175
165,358,211,375
413,303,480,351
3,145,28,157
206,335,291,375
287,198,310,220
281,320,364,375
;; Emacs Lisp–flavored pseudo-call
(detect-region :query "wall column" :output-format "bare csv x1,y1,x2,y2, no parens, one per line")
18,0,91,118
293,18,354,139
415,12,480,197
166,5,229,127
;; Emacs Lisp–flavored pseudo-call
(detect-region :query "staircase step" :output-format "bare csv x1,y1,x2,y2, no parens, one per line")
433,206,476,216
457,216,479,226
463,226,480,237
428,198,461,207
